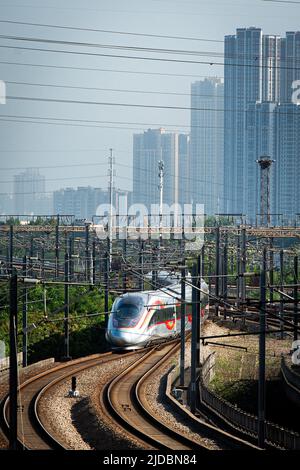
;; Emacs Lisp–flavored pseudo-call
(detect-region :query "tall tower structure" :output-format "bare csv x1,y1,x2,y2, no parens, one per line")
256,156,274,226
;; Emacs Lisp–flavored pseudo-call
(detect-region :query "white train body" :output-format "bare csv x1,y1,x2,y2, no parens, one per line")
106,279,209,350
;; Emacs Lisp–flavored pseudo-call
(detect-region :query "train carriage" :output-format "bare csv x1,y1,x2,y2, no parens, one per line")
106,276,209,350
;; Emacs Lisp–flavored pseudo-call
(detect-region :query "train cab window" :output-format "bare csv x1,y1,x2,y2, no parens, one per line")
112,296,144,327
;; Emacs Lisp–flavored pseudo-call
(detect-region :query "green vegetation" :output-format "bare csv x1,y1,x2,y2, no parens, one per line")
0,282,114,363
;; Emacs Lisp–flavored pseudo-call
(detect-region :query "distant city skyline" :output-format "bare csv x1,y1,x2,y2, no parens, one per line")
224,27,300,223
1,0,300,200
132,128,190,211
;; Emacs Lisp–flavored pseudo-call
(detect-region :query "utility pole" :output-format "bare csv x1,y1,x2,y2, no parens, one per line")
215,226,220,316
55,215,60,279
294,256,298,342
237,232,241,313
196,253,202,367
122,238,127,293
22,255,28,368
158,160,164,233
180,264,186,387
280,249,284,340
85,223,90,282
190,263,197,414
269,239,274,304
108,148,115,268
9,225,13,274
63,252,70,361
41,242,45,280
92,239,96,286
158,159,164,259
241,228,247,325
9,270,18,450
104,251,109,329
223,233,228,320
139,239,144,291
258,247,267,449
69,233,74,280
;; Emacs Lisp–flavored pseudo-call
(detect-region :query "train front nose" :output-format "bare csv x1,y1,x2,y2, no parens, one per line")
106,328,138,348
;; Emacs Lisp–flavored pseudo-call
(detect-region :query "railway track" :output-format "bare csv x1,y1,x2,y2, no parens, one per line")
1,351,145,450
103,339,214,450
1,335,265,451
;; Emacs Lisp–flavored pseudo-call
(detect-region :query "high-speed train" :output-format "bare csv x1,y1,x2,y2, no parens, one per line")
106,272,209,350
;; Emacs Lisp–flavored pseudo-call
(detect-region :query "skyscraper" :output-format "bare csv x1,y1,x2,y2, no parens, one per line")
132,128,190,211
224,28,281,217
53,186,130,220
14,168,47,215
190,78,224,215
280,31,300,103
274,103,300,223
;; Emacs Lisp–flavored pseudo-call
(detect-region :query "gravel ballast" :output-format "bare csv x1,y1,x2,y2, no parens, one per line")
39,352,151,450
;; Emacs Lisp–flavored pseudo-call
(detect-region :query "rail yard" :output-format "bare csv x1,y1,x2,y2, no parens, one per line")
0,218,299,453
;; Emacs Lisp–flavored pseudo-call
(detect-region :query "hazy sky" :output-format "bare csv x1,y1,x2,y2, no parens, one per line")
0,0,299,198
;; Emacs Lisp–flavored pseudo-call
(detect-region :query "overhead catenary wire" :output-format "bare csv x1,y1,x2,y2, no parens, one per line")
0,59,224,79
3,95,300,117
0,19,224,43
1,41,300,71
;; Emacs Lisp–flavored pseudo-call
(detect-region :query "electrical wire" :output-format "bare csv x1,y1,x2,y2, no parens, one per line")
0,59,224,79
0,20,224,44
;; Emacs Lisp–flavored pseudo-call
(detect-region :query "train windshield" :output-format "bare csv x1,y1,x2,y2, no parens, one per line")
112,296,144,327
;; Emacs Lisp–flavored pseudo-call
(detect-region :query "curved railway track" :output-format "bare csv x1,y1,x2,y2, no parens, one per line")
1,351,145,450
103,339,211,450
2,336,261,451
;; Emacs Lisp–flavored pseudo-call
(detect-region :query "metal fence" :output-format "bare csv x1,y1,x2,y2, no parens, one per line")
200,353,300,450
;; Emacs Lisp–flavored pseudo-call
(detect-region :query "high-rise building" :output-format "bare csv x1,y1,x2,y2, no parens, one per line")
53,186,131,220
274,103,300,223
14,168,47,215
190,78,224,215
225,28,300,224
224,28,281,216
0,195,13,215
178,134,190,206
132,128,190,211
280,31,300,103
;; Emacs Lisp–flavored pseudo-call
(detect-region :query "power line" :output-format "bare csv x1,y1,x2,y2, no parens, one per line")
5,80,200,98
0,43,225,67
0,172,109,184
0,20,224,43
0,113,219,129
0,148,130,156
262,0,300,3
1,36,300,70
1,43,298,71
0,34,225,57
5,95,300,116
0,59,224,79
0,116,153,132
